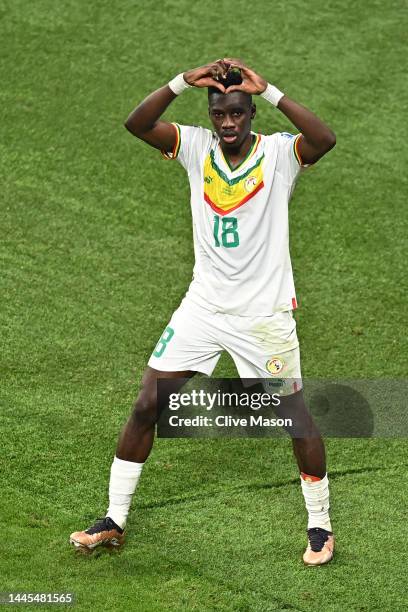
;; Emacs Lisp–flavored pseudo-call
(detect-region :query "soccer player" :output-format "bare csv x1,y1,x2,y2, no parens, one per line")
70,58,336,565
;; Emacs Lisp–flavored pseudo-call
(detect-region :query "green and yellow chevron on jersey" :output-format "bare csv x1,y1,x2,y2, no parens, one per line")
203,136,265,215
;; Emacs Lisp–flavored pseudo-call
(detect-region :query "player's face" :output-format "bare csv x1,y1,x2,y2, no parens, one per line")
208,92,255,150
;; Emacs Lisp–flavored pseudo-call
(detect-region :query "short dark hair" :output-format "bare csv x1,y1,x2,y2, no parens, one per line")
208,69,252,107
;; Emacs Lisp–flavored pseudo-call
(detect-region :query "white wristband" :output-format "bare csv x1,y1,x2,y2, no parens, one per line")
260,83,285,107
168,73,193,95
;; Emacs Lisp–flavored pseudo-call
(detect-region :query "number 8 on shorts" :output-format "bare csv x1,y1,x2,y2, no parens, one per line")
153,326,175,357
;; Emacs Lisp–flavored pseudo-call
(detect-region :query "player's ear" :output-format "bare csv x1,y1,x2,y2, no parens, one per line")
250,103,256,120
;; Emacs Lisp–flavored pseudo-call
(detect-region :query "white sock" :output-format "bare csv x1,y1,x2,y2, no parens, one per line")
106,456,144,529
300,472,332,532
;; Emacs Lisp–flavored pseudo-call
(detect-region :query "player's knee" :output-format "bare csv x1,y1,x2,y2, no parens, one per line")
130,390,158,428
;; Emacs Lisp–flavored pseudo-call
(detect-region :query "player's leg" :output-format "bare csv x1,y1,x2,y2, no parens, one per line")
273,388,326,476
69,367,194,550
223,310,334,565
274,390,334,565
116,366,195,463
70,298,222,551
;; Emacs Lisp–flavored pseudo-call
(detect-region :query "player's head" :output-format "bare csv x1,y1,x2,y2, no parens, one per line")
208,70,256,149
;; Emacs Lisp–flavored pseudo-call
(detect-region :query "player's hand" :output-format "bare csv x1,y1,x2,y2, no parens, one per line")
183,60,230,92
222,58,268,95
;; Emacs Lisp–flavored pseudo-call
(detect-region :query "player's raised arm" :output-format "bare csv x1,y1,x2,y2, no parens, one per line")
223,58,336,165
124,60,229,153
274,96,336,165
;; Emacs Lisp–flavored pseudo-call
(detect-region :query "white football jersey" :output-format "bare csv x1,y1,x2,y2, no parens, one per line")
161,123,307,316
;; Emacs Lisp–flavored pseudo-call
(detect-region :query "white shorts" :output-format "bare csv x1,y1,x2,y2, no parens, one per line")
148,298,302,395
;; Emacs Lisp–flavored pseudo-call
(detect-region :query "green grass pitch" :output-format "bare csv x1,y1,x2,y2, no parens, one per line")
1,0,407,610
